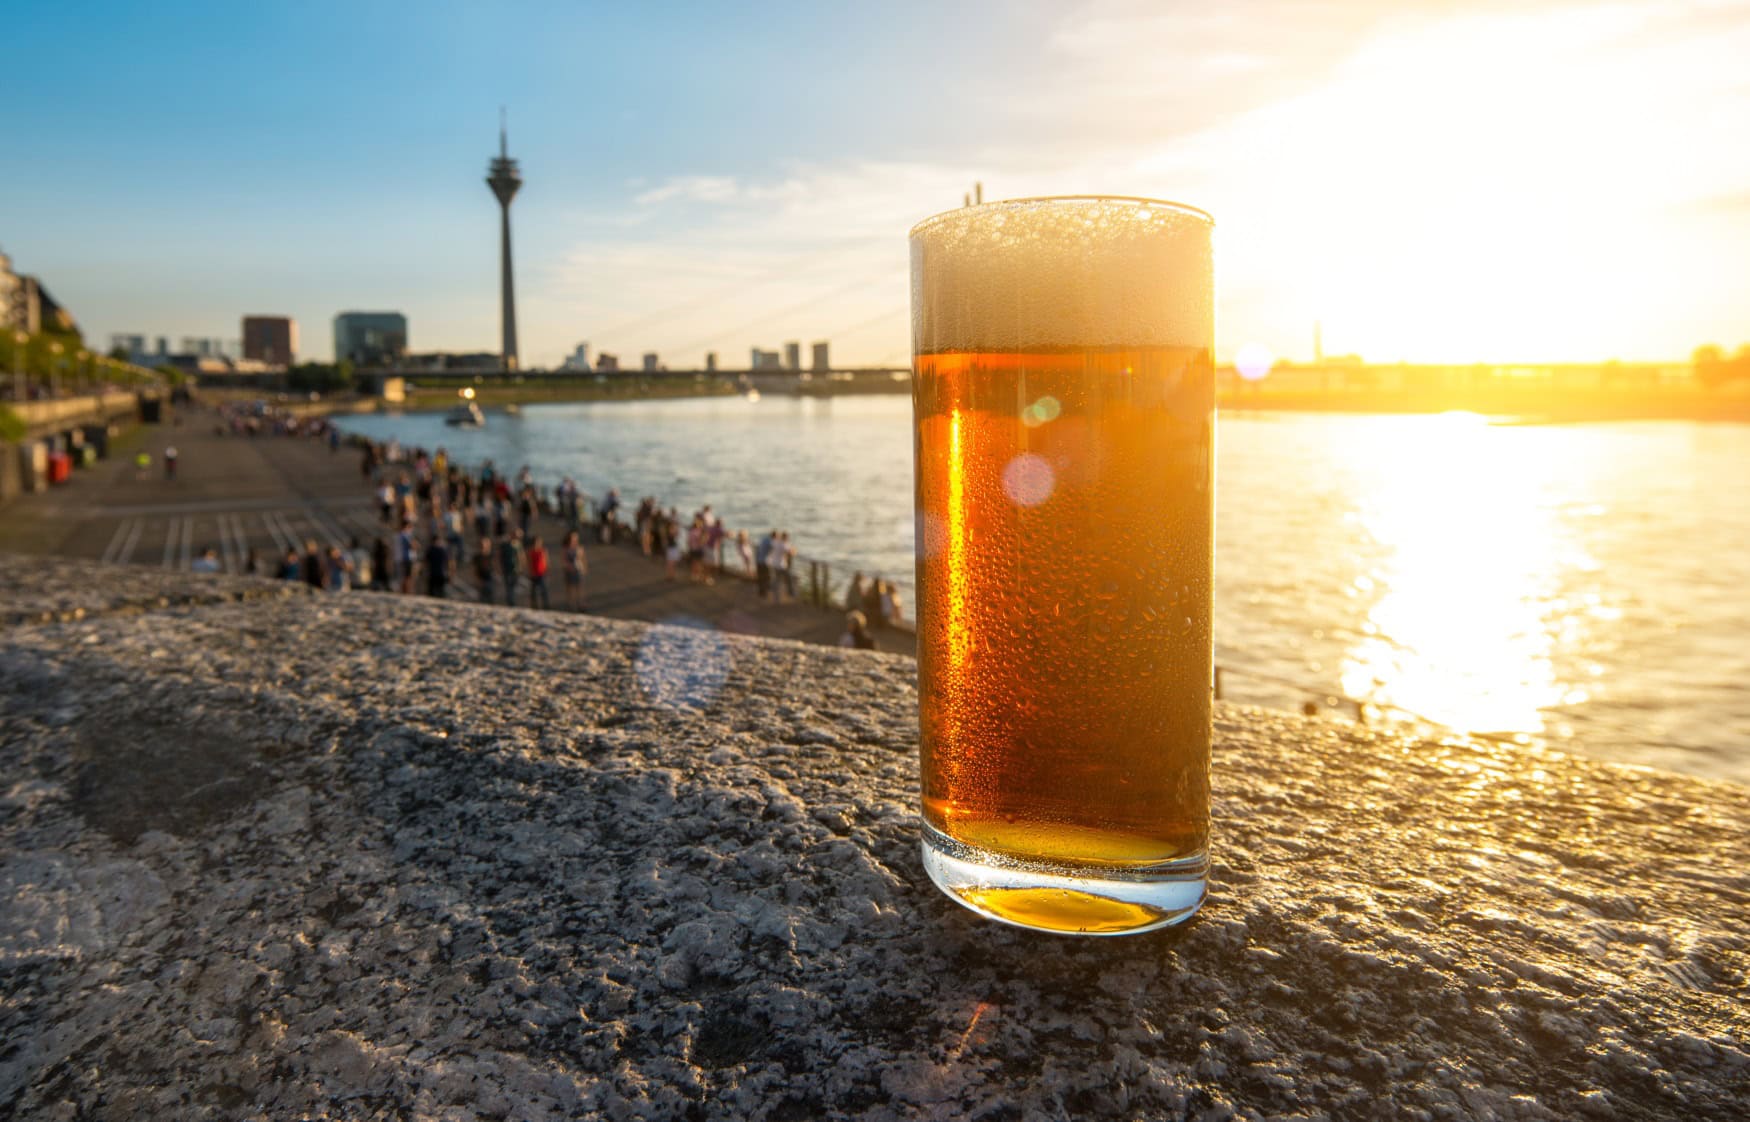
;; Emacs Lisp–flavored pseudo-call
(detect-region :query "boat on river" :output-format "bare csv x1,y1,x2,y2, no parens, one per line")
445,386,485,427
445,400,486,427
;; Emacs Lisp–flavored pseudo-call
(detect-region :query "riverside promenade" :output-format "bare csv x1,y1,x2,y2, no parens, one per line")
0,408,914,656
1,556,1745,1118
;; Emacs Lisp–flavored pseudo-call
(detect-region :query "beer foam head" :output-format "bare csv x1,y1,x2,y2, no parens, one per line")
910,196,1212,352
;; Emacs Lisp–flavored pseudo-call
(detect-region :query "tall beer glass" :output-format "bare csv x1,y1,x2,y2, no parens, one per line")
910,196,1213,936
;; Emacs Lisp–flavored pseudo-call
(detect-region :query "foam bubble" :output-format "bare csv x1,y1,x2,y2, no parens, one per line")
911,197,1212,353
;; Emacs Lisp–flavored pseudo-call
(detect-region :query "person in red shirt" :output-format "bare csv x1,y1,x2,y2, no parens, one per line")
525,535,550,610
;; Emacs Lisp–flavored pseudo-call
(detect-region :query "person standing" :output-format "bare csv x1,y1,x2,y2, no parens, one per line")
561,530,587,612
473,493,492,543
371,536,391,591
301,540,325,589
425,534,450,598
864,574,885,624
774,532,797,603
558,477,579,530
686,516,707,583
325,545,353,592
164,446,179,481
473,536,496,604
444,505,465,569
755,530,776,600
663,528,683,582
349,536,373,592
394,522,419,594
707,516,727,579
518,487,538,538
497,530,523,607
599,488,620,544
526,535,550,610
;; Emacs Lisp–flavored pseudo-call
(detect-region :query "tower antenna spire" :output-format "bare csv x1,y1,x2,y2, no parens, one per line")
499,106,507,158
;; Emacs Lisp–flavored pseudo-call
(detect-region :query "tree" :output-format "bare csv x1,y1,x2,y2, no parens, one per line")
1693,344,1727,389
287,360,354,394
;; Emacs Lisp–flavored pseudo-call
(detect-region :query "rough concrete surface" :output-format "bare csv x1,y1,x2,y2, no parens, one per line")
0,557,1746,1121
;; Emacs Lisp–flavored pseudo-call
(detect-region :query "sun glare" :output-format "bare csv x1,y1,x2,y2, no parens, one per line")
1338,413,1595,736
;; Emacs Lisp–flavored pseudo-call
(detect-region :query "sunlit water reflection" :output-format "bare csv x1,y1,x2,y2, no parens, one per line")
339,401,1750,784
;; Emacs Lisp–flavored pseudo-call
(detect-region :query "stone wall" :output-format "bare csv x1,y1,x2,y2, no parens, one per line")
1,555,1745,1120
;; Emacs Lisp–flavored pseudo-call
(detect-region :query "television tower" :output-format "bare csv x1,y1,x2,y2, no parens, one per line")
486,109,523,373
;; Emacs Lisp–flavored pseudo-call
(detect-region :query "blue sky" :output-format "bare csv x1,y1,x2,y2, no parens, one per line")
6,0,1750,366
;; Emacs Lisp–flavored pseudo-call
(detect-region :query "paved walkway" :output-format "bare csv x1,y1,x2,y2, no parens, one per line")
0,411,917,656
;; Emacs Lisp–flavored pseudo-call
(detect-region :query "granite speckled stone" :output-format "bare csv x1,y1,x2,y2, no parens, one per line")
0,553,314,627
0,558,1746,1120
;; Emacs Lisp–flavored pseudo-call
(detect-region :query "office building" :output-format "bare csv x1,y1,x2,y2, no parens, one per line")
242,315,297,365
705,352,718,373
0,249,76,336
751,348,782,370
642,353,660,373
180,337,230,358
811,341,830,373
561,342,591,371
784,341,801,371
0,250,23,332
334,312,408,367
596,353,619,372
110,333,146,356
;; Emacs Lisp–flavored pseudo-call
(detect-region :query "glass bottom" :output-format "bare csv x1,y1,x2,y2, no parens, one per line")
922,823,1207,936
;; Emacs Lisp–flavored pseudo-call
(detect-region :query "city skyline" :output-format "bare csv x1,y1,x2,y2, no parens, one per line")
5,0,1750,368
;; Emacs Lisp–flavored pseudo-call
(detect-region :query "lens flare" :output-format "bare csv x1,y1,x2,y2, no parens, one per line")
634,616,733,710
1235,343,1274,382
1001,453,1055,507
1022,396,1062,427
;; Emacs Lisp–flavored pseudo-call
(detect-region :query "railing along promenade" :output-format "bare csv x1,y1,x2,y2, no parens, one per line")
10,390,154,439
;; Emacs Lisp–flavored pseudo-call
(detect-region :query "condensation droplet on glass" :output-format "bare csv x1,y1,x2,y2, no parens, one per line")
915,510,948,560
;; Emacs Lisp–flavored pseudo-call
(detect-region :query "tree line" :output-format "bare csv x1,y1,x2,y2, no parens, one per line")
1692,344,1750,389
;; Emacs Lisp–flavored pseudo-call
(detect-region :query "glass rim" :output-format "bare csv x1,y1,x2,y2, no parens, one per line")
909,195,1213,239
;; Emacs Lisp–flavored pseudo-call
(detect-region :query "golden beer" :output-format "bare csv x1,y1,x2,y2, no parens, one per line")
910,198,1213,935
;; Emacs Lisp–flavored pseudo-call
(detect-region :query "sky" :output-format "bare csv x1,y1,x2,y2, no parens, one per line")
5,0,1749,368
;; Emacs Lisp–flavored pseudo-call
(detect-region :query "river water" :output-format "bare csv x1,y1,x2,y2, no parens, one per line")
337,397,1750,786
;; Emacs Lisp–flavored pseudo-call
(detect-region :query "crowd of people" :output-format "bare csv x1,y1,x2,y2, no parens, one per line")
342,440,592,609
199,409,909,643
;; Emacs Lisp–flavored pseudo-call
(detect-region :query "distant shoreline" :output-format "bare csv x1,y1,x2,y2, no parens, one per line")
1216,388,1750,424
206,378,1750,424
